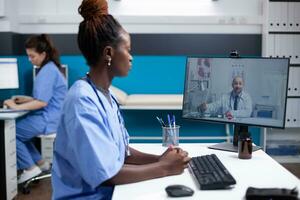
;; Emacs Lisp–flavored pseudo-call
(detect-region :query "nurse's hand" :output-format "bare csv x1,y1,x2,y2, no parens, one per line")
3,99,18,109
12,95,33,104
159,147,191,176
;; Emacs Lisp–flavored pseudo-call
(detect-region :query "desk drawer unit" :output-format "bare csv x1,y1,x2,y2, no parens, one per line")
0,120,17,200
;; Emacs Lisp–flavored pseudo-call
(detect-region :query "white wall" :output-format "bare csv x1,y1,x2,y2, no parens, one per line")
0,0,11,31
0,0,264,34
0,0,4,16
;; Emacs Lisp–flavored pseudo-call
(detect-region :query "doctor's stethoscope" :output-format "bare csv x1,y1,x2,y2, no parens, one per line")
84,74,131,157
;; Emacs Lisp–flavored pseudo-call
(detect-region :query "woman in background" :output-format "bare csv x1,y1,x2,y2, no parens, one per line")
4,34,67,183
51,0,190,199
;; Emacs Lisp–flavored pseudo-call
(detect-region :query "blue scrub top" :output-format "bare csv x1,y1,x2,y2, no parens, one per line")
52,79,129,200
32,61,67,133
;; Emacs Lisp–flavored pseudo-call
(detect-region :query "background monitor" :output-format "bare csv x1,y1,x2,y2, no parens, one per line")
182,57,289,151
0,58,19,89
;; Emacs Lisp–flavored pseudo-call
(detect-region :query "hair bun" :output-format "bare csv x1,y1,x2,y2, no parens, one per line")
78,0,108,20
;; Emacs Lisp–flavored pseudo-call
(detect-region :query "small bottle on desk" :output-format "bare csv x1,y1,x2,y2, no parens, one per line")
238,133,252,159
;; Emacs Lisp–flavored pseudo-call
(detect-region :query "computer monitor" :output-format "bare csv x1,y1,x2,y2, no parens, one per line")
182,57,289,152
0,58,19,89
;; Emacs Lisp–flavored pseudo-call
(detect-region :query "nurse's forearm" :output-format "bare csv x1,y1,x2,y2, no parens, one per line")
104,163,168,185
125,147,159,164
15,100,47,110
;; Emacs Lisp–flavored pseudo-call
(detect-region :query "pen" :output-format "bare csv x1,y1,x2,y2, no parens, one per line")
160,117,166,127
172,115,176,128
172,114,177,145
156,116,166,127
167,114,172,127
167,114,174,140
156,116,164,127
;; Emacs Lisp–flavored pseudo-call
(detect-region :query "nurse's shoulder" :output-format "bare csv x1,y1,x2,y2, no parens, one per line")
64,80,98,109
36,61,61,79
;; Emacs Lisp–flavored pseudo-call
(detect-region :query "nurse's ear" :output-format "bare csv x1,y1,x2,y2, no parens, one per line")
103,46,114,67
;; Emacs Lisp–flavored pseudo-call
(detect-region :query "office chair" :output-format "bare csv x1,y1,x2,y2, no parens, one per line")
21,133,55,194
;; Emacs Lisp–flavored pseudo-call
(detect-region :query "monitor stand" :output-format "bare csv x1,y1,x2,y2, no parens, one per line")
208,125,262,152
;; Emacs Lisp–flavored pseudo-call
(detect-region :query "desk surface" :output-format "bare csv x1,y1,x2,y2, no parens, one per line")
113,143,300,200
0,111,28,120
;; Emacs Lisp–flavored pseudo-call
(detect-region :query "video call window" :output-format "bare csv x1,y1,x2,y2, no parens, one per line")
182,57,289,128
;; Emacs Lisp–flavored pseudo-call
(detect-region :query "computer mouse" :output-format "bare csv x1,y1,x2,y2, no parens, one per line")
165,184,194,197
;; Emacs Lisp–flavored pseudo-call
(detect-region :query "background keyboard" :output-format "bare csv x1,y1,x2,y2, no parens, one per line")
189,154,236,190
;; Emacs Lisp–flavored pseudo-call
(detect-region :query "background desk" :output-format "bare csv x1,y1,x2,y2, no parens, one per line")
113,143,300,200
0,112,27,200
184,112,282,127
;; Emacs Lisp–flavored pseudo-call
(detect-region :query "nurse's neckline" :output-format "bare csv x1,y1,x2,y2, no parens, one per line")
86,73,110,94
96,85,110,95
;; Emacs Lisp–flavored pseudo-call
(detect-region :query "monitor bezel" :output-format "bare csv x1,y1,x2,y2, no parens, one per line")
182,56,290,129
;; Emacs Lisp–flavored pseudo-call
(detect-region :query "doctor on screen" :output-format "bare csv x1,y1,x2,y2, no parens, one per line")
199,76,252,119
51,0,190,199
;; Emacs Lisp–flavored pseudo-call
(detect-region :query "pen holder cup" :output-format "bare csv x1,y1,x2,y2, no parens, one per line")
162,125,180,147
238,134,252,159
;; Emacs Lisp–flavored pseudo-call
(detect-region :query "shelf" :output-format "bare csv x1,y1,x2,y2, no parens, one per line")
269,32,300,34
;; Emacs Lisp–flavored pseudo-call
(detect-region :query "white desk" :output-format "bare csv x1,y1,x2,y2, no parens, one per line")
0,112,27,200
113,143,300,200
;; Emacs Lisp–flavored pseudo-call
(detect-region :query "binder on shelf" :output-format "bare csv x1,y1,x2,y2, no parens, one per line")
297,99,300,127
279,2,288,32
268,2,277,31
287,67,294,96
288,67,300,97
295,2,300,32
285,99,300,128
274,35,280,58
285,99,292,127
295,35,300,64
296,67,300,97
281,34,289,59
267,34,275,57
287,35,293,60
274,2,283,31
289,35,295,64
293,99,300,127
287,2,295,32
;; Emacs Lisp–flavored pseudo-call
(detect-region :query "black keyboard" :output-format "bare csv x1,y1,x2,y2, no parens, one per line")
189,154,236,190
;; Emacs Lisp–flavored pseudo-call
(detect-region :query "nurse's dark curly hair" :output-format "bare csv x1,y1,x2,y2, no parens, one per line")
25,34,62,70
78,0,124,67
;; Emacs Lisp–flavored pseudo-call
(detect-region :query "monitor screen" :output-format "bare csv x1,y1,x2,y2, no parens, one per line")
0,58,19,89
182,57,289,129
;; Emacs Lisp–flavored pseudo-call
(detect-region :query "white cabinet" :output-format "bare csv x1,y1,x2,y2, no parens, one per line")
0,0,4,17
263,0,300,163
0,120,17,200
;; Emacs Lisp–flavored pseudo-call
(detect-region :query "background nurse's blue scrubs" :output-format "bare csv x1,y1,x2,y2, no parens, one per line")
4,34,67,184
17,61,67,170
